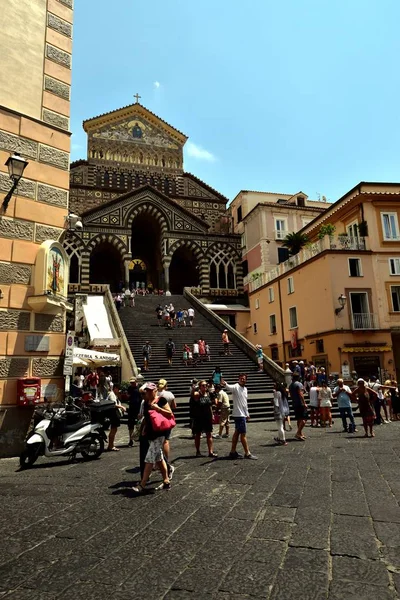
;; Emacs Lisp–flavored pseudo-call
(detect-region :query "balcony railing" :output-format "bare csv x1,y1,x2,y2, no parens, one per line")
351,312,379,330
274,229,288,240
248,235,367,293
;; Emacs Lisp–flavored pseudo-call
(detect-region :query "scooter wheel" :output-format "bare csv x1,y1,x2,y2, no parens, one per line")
80,433,104,460
19,443,42,469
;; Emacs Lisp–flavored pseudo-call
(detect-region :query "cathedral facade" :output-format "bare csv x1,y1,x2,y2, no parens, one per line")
67,101,243,297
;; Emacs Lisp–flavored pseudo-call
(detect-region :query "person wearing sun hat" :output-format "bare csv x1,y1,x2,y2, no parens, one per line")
132,382,172,493
157,378,176,480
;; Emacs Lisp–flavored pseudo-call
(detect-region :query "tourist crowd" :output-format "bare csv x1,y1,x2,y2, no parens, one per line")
70,360,400,495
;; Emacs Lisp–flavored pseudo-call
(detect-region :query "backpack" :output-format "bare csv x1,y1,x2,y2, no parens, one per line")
166,341,175,352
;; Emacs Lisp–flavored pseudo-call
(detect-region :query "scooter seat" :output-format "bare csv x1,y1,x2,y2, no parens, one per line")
62,420,89,433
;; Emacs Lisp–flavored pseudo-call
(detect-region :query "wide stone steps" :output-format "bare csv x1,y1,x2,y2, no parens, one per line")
119,294,276,422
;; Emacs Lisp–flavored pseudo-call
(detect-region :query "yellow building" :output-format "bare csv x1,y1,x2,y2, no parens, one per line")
246,182,400,381
0,0,73,455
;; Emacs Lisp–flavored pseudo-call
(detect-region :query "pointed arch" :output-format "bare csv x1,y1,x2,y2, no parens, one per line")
207,242,240,290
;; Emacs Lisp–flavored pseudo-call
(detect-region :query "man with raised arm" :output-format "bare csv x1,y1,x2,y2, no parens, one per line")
222,373,257,460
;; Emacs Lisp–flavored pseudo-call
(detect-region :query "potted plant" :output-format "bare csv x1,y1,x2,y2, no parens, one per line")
281,232,309,256
358,221,368,237
317,223,336,240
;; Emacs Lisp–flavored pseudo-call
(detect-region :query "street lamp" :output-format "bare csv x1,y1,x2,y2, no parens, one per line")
335,294,347,315
2,152,29,212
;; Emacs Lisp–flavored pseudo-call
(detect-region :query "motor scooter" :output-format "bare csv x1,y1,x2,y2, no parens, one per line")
20,401,107,469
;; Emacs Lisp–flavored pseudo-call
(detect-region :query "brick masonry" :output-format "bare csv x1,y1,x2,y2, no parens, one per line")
44,75,70,101
0,358,29,378
0,263,31,285
58,0,73,8
37,183,68,208
0,217,34,241
0,173,36,199
32,357,63,377
42,109,69,131
46,44,71,69
35,224,63,243
34,313,64,332
0,310,30,331
39,144,69,170
47,12,73,37
0,130,38,160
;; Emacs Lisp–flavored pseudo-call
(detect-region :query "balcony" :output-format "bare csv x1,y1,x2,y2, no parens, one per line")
351,312,379,330
248,235,367,293
274,229,288,240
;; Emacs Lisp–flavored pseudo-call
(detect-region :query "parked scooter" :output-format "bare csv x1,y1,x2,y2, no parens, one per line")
20,399,106,469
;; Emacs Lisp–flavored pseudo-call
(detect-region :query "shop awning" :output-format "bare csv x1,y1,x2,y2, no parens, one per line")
73,348,120,366
343,347,392,353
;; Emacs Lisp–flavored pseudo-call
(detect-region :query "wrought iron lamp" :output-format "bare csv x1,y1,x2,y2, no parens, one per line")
335,294,347,315
2,152,29,212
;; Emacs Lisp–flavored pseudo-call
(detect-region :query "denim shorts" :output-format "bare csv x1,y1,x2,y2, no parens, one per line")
234,417,247,434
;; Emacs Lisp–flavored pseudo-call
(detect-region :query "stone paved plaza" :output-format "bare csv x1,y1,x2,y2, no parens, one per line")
1,419,400,599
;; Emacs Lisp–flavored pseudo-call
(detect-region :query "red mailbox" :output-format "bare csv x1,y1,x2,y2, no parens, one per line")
17,378,42,407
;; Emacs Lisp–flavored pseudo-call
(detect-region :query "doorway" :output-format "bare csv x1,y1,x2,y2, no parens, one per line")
129,259,147,289
131,214,162,289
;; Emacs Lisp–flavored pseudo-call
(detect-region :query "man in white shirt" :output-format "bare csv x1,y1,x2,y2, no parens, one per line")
188,307,195,327
333,378,357,433
222,373,257,460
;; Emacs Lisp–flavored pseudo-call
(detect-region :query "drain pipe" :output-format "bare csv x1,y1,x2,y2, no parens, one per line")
278,278,286,364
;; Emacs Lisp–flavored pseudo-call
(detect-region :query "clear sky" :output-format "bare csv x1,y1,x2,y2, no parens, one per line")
71,0,400,204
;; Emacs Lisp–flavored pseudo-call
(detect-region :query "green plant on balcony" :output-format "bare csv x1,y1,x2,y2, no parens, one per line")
251,272,262,281
358,221,368,236
281,232,309,256
317,223,336,239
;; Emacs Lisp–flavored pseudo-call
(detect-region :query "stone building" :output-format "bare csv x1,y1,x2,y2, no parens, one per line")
0,0,73,455
67,101,242,297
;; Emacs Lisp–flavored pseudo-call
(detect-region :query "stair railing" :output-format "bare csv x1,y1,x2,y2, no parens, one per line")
183,287,286,383
103,287,138,380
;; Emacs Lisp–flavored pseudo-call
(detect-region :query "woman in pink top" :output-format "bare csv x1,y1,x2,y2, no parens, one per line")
198,338,206,361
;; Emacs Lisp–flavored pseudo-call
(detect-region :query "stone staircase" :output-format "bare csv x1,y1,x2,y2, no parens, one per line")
119,294,277,423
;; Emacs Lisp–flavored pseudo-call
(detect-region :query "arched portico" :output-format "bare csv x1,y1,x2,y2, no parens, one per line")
169,246,199,294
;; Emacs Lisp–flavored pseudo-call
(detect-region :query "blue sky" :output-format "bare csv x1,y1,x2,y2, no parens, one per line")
71,0,400,203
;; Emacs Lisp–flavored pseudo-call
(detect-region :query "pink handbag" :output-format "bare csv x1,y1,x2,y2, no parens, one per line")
148,409,176,434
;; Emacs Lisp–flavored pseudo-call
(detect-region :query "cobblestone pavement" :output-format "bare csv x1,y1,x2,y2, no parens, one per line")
1,419,400,599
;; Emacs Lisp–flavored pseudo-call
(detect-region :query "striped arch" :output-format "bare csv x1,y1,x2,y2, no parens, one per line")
86,233,128,256
167,239,204,261
125,202,169,235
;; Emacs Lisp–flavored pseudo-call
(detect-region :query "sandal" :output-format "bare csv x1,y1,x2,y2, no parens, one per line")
131,483,146,494
208,452,218,458
107,447,120,452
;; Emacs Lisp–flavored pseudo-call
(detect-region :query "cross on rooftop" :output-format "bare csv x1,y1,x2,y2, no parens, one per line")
133,93,141,103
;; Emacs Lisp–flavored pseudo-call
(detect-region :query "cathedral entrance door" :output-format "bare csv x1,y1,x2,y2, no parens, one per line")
129,259,147,290
131,213,163,290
